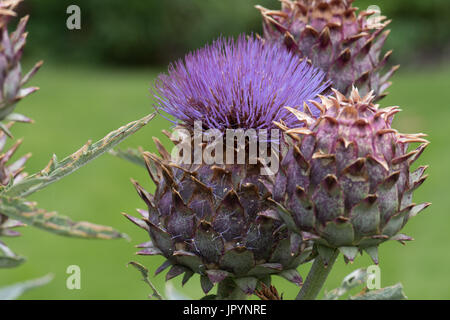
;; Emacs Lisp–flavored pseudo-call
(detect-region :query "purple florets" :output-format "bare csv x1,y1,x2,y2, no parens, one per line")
154,35,330,131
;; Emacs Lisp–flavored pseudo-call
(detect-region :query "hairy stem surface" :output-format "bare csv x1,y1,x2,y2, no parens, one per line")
296,249,339,300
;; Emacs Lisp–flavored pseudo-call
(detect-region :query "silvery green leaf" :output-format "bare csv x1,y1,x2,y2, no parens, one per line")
0,196,127,239
350,283,407,300
2,113,155,197
324,268,408,300
0,274,53,300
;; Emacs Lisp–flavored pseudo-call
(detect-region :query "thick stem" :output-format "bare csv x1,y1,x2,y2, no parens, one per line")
216,279,247,300
296,249,339,300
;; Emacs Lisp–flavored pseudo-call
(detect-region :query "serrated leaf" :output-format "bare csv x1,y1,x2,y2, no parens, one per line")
110,147,146,168
3,113,155,197
350,283,407,300
0,274,53,300
324,268,407,300
0,196,127,239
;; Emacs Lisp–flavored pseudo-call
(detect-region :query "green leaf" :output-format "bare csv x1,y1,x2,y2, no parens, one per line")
350,284,407,300
0,196,127,239
324,268,408,300
0,274,53,300
2,113,155,197
109,147,146,168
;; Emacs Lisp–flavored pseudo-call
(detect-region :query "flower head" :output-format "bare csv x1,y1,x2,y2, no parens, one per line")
257,0,396,101
154,35,329,131
0,0,42,135
270,88,430,263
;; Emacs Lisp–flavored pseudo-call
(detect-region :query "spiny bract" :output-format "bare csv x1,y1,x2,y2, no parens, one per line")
125,36,331,295
257,0,398,101
0,0,42,136
126,144,313,295
269,88,430,264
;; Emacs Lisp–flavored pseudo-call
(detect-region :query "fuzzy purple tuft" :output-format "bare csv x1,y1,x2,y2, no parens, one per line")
154,35,330,131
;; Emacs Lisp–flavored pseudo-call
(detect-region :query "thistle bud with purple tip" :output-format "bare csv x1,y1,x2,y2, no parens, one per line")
0,0,42,136
124,35,330,298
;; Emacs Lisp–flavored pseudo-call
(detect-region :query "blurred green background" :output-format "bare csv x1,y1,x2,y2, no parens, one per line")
0,0,449,299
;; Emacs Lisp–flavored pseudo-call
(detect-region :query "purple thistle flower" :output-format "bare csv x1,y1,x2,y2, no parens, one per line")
154,35,330,131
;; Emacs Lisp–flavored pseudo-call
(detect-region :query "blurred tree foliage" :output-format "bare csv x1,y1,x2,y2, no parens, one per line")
18,0,450,66
357,0,450,65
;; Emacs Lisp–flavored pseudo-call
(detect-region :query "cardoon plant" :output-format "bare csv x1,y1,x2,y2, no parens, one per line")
123,35,330,299
115,3,430,301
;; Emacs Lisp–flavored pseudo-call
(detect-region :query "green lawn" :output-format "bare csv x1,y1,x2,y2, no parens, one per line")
0,62,449,299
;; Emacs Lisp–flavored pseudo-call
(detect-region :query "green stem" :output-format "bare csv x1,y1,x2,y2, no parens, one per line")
216,279,247,300
296,249,339,300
